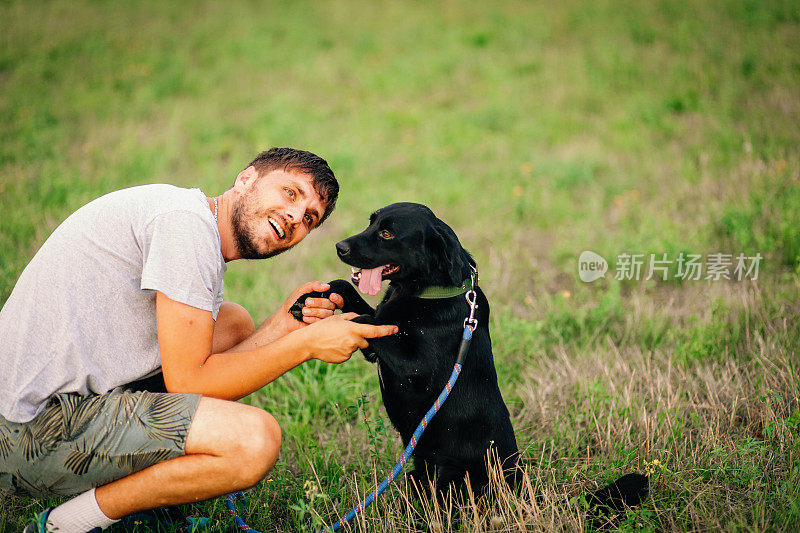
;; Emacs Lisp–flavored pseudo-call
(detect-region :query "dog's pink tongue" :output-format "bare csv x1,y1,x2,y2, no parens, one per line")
358,266,384,295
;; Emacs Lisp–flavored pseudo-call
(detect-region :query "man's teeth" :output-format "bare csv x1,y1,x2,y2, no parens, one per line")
269,218,285,239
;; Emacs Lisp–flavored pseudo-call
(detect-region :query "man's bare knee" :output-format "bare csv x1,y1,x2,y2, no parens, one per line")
185,398,281,489
234,410,282,487
220,302,255,339
213,302,255,352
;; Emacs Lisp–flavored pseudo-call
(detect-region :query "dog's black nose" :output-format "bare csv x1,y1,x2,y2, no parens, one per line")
336,241,350,257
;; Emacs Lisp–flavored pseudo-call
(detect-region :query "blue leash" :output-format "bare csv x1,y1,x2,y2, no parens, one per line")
228,277,479,532
226,491,258,532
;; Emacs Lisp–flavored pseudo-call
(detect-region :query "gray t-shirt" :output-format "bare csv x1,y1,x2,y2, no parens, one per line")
0,184,226,423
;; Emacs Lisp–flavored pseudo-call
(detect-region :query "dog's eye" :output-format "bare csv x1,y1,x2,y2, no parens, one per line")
378,229,394,240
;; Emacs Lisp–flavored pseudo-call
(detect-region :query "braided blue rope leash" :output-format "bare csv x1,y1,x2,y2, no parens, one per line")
319,342,467,533
226,491,257,532
227,273,479,532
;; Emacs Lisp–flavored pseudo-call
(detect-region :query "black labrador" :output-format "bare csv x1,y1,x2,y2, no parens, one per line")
292,202,520,494
291,202,648,509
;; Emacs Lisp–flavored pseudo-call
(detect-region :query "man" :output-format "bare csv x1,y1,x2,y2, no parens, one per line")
0,147,397,533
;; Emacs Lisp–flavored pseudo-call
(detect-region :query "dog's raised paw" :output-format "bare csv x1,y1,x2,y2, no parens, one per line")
289,290,331,321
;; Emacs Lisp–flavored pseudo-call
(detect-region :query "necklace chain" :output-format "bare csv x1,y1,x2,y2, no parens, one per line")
212,197,218,222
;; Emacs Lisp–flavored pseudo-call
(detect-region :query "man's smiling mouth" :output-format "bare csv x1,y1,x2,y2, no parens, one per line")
268,217,286,240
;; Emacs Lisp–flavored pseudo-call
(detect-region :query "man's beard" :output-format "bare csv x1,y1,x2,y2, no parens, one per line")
230,196,294,260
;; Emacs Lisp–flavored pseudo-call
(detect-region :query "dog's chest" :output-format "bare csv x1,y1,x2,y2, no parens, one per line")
375,321,457,398
374,295,464,387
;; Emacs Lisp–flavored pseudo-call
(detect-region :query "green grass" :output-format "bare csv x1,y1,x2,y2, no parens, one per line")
1,0,799,530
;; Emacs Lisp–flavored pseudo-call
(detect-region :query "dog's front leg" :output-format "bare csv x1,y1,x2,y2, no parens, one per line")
349,314,384,362
349,315,421,374
289,279,375,321
327,279,375,315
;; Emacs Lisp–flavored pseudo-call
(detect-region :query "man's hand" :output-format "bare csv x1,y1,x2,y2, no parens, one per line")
266,281,345,337
294,313,398,364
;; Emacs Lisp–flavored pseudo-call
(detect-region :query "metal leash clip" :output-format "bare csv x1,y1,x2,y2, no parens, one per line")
463,289,478,332
464,266,479,332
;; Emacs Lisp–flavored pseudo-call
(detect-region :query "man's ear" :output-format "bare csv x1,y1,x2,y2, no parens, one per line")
233,166,259,194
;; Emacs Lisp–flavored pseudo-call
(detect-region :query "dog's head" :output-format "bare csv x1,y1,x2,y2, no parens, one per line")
336,202,473,296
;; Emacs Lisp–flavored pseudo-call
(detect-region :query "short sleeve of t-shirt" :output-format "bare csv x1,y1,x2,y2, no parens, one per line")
140,210,224,318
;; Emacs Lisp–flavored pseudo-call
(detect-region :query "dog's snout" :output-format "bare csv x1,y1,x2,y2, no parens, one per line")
336,241,350,257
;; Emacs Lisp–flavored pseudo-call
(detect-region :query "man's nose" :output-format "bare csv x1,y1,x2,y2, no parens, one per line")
285,206,303,225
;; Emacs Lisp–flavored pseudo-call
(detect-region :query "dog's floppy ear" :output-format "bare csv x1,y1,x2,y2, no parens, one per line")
427,220,468,286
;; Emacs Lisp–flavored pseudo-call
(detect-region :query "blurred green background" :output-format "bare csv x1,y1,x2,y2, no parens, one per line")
2,1,799,531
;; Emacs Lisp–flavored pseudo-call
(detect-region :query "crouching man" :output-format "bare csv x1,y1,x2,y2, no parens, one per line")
0,147,396,532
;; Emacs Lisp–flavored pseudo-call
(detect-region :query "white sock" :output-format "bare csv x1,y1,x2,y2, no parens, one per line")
46,488,119,533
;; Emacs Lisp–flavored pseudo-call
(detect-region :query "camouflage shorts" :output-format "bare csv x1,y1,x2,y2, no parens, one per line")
0,388,200,498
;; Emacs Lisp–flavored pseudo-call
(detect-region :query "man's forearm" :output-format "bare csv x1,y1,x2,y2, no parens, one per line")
165,329,310,400
224,313,293,353
157,291,384,399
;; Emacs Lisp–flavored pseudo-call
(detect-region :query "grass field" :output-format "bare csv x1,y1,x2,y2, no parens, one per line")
2,0,799,531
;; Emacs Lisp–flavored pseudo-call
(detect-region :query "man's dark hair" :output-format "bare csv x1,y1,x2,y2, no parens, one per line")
247,147,339,226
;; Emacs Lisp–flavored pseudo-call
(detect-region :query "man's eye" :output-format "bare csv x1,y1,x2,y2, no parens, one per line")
285,188,296,199
378,229,394,240
304,214,312,225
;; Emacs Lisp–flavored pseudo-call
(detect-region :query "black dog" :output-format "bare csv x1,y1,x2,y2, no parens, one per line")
292,202,520,494
293,203,649,512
